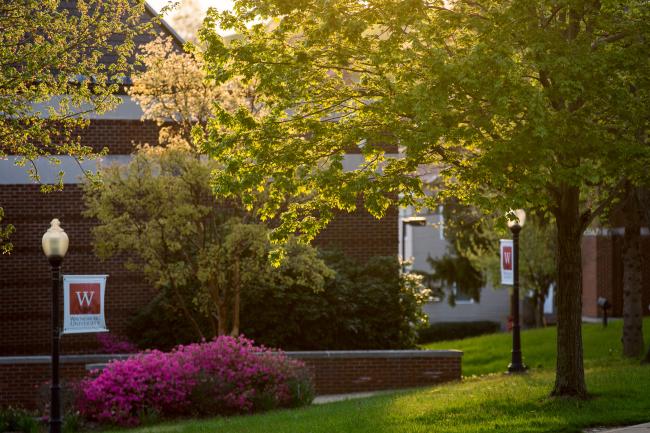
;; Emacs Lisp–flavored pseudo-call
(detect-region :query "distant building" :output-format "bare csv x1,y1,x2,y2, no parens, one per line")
399,207,511,329
581,228,650,320
401,205,650,327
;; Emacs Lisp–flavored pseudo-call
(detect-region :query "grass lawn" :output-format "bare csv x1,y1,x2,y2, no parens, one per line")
98,319,650,433
423,318,650,377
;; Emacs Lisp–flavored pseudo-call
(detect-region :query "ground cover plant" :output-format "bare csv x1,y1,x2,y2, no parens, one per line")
77,336,313,426
97,320,650,433
0,407,39,433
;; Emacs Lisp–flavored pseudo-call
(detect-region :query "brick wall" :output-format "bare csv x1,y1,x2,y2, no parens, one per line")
0,185,155,355
0,185,398,356
80,120,162,154
293,351,462,395
0,351,462,409
582,233,650,318
0,361,89,410
313,205,398,258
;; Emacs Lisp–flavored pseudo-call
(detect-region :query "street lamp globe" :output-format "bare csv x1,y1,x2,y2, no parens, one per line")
506,209,526,228
42,219,69,259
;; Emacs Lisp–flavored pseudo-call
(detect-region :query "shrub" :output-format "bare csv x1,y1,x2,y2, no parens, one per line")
240,251,431,350
76,336,312,426
417,321,501,344
85,148,331,342
0,407,39,433
126,249,429,351
96,333,138,354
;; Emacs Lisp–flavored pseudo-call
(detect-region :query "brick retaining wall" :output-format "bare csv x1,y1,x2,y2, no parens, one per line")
0,350,461,409
292,350,462,395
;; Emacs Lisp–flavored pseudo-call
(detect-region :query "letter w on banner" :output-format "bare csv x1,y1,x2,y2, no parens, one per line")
500,240,514,286
63,275,109,334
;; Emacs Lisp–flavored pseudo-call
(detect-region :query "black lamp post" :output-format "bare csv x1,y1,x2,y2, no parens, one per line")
401,216,427,272
42,219,69,433
507,209,527,374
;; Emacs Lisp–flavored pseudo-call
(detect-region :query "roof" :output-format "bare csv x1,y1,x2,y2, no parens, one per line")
143,1,185,48
57,0,185,74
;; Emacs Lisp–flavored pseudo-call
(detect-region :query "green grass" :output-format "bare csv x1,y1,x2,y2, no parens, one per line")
423,318,650,377
97,319,650,433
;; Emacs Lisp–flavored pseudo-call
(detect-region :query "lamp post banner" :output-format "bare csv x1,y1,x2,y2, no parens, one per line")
500,239,514,286
62,275,109,334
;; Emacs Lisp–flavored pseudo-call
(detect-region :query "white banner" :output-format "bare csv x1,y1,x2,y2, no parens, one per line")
63,275,109,334
500,239,514,286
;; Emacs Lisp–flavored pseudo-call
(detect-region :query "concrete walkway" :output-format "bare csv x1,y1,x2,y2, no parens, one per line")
585,424,650,433
312,390,395,404
601,424,650,433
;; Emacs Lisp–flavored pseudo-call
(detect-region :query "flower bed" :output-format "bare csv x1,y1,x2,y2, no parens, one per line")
76,336,313,426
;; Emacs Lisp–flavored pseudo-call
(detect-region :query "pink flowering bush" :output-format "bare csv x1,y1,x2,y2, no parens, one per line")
96,333,139,354
76,336,313,426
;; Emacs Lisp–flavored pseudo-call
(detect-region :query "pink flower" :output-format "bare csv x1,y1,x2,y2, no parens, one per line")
76,336,312,426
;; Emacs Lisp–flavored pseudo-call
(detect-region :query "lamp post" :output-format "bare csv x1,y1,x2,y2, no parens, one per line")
507,209,527,374
42,219,69,433
401,216,427,272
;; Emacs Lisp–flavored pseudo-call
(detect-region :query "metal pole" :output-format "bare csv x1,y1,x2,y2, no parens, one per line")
49,256,63,433
508,224,527,373
401,221,406,273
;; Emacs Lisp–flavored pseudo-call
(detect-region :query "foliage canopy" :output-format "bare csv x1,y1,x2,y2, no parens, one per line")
199,0,650,397
0,0,149,252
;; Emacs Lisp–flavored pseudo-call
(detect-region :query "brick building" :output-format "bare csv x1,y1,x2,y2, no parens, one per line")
582,229,650,320
0,3,398,357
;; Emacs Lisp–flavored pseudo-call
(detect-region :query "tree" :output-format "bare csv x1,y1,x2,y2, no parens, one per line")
199,0,650,397
166,0,204,42
83,147,330,338
128,35,260,151
519,217,557,328
0,0,147,251
0,210,15,254
632,187,650,363
620,184,645,358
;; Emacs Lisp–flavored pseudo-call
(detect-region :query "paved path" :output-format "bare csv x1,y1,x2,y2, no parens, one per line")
600,424,650,433
313,390,395,404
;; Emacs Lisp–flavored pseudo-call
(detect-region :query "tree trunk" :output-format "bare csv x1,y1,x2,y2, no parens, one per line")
168,280,204,341
622,187,645,357
217,302,229,336
635,188,650,364
535,291,546,328
230,259,241,337
551,185,587,398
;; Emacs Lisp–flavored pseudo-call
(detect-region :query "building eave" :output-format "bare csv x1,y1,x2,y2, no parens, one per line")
143,1,186,49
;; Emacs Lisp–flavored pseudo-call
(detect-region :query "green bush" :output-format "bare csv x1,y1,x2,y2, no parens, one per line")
417,321,501,344
0,407,39,433
240,251,430,350
125,238,332,351
127,246,430,351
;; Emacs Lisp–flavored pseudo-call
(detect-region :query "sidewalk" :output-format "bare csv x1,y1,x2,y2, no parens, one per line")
603,424,650,433
586,424,650,433
312,390,391,404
